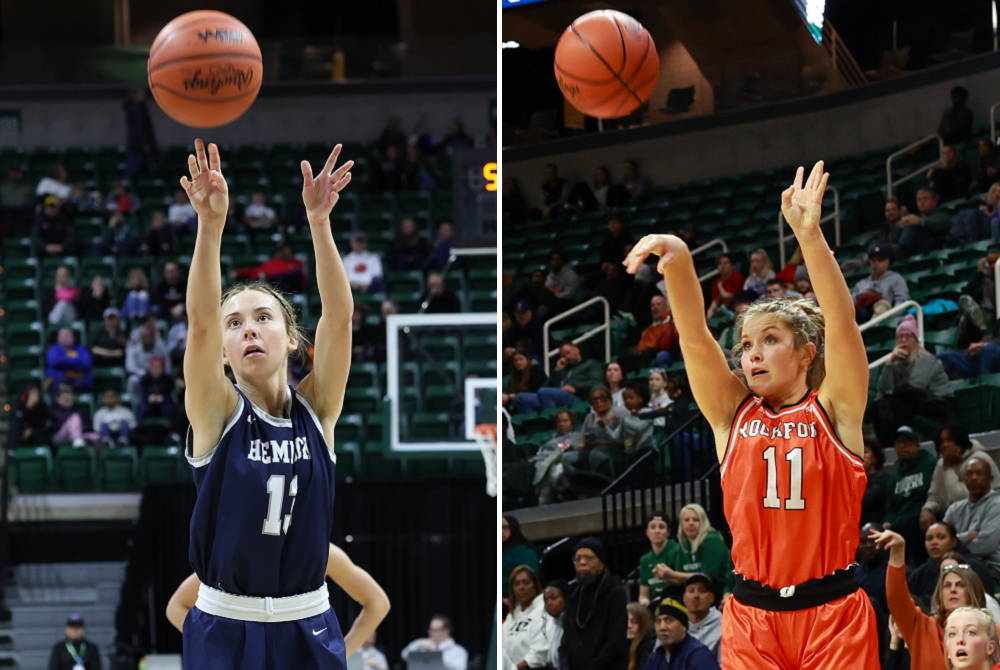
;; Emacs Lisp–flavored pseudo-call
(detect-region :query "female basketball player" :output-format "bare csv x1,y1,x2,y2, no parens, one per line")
180,139,354,669
624,161,879,669
167,542,390,658
944,608,1000,670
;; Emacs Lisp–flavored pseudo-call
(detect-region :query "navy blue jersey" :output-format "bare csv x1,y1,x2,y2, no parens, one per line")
186,384,337,598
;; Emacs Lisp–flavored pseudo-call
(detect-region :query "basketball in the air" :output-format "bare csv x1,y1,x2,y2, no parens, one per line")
147,10,262,128
553,10,659,119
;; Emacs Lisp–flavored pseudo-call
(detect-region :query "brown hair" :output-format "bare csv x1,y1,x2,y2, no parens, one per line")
508,565,543,609
932,565,986,627
627,602,653,670
730,297,826,390
220,280,312,371
506,347,536,394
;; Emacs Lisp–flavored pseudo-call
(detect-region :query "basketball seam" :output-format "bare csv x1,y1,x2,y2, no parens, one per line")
611,13,627,76
568,24,643,111
553,61,619,86
148,53,263,75
147,82,261,104
611,36,656,116
149,15,253,62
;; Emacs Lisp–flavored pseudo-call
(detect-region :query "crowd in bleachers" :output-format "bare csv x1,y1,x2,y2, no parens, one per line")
1,113,496,491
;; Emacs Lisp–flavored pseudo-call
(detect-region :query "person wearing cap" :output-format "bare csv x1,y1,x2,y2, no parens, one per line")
47,612,101,670
871,315,950,447
31,193,76,258
90,308,127,367
882,426,938,565
850,245,909,323
506,301,544,361
682,574,722,664
342,231,385,293
644,599,718,670
559,538,628,670
943,457,1000,576
638,512,681,605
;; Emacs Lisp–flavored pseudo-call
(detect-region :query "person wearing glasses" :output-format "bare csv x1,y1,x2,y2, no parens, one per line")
401,616,468,670
559,538,627,670
940,552,1000,622
872,527,1000,669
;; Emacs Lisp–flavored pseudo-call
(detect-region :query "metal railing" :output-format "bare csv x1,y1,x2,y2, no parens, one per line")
991,102,1000,144
422,246,496,314
822,20,867,88
995,255,999,321
777,186,840,267
542,296,611,375
859,300,925,369
690,238,728,284
886,134,944,199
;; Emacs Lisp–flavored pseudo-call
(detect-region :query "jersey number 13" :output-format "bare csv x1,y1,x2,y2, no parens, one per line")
762,446,806,510
262,474,298,535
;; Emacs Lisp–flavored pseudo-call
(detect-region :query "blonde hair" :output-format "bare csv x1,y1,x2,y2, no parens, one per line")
933,566,987,627
750,248,774,279
678,504,713,555
220,280,312,371
730,297,826,391
627,602,653,670
944,607,1000,670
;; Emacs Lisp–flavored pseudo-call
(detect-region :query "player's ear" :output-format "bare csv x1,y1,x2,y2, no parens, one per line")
800,341,817,367
222,346,229,367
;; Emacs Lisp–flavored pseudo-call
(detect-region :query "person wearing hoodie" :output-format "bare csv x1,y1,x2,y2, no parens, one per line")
502,516,539,604
502,567,552,670
559,538,628,670
883,426,939,565
943,457,1000,576
921,424,1000,530
682,574,722,664
626,603,655,670
542,580,568,670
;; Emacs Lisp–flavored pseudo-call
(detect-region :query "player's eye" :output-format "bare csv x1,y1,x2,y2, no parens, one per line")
766,336,776,344
259,314,269,321
230,319,240,327
741,342,751,351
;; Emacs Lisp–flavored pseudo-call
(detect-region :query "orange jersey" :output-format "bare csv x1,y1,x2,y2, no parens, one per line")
720,391,867,589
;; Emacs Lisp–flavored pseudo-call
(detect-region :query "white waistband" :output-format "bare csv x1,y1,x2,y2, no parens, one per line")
195,582,330,623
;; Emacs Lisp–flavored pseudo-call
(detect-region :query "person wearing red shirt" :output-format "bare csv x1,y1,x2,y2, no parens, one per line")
706,253,745,318
230,243,307,294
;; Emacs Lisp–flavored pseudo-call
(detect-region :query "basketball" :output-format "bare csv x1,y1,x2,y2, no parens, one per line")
553,10,659,119
147,10,262,128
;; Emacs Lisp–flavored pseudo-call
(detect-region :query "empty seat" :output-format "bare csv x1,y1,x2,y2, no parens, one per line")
11,446,53,493
54,446,97,492
140,446,185,484
100,447,139,492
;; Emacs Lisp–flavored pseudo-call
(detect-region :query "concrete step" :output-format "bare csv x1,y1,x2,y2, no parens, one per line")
5,583,120,606
9,604,114,629
14,563,125,589
12,625,114,651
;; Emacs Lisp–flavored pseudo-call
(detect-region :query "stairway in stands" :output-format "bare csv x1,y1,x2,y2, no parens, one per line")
3,562,123,670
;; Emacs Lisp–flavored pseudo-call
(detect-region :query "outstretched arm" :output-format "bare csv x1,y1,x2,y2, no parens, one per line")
325,543,391,657
781,162,867,457
166,572,201,632
297,145,354,424
624,236,748,454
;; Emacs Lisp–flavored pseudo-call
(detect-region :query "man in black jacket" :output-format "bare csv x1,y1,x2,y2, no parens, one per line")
560,537,628,670
48,613,101,670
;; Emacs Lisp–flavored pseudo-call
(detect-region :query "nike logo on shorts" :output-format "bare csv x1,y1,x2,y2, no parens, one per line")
313,628,327,636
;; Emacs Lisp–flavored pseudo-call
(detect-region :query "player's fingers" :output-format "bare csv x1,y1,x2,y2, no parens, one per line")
818,172,829,198
209,170,228,195
195,139,208,173
208,143,221,172
179,176,191,193
322,145,342,176
187,154,199,180
332,172,352,193
793,166,804,191
804,162,818,192
301,161,314,186
331,160,354,183
780,185,794,208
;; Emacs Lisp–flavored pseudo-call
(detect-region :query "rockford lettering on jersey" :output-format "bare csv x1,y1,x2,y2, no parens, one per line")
247,437,312,464
894,472,926,497
738,420,818,441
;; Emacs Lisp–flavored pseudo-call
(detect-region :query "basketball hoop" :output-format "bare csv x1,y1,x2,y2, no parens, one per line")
474,424,497,497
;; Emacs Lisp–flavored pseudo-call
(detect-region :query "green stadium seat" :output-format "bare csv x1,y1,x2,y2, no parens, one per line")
386,270,425,294
7,345,44,371
54,446,97,492
343,387,381,415
333,443,359,479
7,321,45,347
466,290,497,312
410,412,451,440
348,362,379,388
924,328,959,353
1,256,39,282
465,359,498,378
11,446,53,493
425,385,456,413
99,447,139,492
363,451,402,477
468,269,496,291
400,387,422,413
421,361,461,387
334,414,366,443
5,298,41,323
5,278,40,302
463,334,497,361
421,335,460,362
140,446,186,484
92,367,126,393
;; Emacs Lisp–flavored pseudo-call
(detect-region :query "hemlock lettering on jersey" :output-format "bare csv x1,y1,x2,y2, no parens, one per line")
738,420,818,441
247,437,311,464
894,472,926,497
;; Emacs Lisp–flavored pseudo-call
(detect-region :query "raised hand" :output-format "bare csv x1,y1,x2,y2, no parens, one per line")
301,145,353,225
623,234,690,275
179,139,228,225
868,528,905,551
780,161,829,234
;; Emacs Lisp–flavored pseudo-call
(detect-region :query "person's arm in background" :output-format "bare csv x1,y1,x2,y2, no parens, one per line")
581,587,628,670
872,530,925,647
166,573,200,632
325,543,391,657
890,274,910,305
442,643,469,670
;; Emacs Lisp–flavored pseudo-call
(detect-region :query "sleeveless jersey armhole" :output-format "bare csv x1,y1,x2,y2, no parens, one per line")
720,394,755,476
294,390,337,463
812,396,865,466
185,395,245,468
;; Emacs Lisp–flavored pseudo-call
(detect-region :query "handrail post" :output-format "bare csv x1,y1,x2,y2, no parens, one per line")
860,300,925,369
995,255,1000,321
886,134,944,199
541,296,612,376
778,212,786,267
992,102,1000,144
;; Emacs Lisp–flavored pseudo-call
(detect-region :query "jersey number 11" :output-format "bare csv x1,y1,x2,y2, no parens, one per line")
762,446,806,510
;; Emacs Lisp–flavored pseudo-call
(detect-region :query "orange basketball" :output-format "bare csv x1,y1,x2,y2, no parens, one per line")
147,10,262,128
554,10,659,119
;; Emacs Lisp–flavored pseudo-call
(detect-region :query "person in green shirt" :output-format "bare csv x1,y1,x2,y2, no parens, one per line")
638,511,681,605
657,504,733,605
883,425,938,565
502,515,539,606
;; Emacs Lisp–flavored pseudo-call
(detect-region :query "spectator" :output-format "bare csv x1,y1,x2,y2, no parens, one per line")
560,538,627,670
791,264,812,298
626,603,655,670
540,164,569,219
605,362,627,408
511,269,559,321
36,164,72,200
92,210,138,258
855,524,891,644
660,504,733,599
635,295,680,368
938,86,974,145
867,198,906,254
513,342,604,414
645,369,673,421
961,242,1000,319
439,119,473,154
948,183,1000,246
644,599,719,670
542,581,568,668
502,566,550,670
426,222,455,271
47,612,101,670
638,511,681,605
621,160,649,202
44,265,80,325
705,254,744,319
69,183,101,214
105,180,140,215
422,273,462,314
921,424,1000,527
346,303,377,363
46,328,93,396
871,317,950,446
1,166,32,211
972,138,1000,193
884,614,909,669
138,210,179,258
741,248,775,295
123,88,156,182
386,218,430,271
243,192,277,236
683,574,722,664
502,516,539,603
224,198,242,233
15,384,56,447
593,262,633,315
599,211,635,268
93,389,136,447
343,232,385,292
503,178,528,228
529,410,582,505
943,608,1000,670
590,167,628,211
400,616,468,670
506,301,544,361
897,188,951,254
715,292,757,354
31,195,76,258
166,303,188,368
929,145,974,202
907,522,998,610
942,556,1000,619
851,245,909,322
90,307,127,367
762,278,786,301
640,372,692,433
403,144,439,192
883,426,938,565
943,457,1000,576
230,243,307,294
503,348,546,410
349,632,389,670
564,386,630,483
120,268,151,320
167,189,196,232
152,261,186,317
546,250,582,311
49,386,98,448
78,276,111,323
862,438,889,527
372,145,403,192
138,356,174,422
378,117,407,159
125,321,171,397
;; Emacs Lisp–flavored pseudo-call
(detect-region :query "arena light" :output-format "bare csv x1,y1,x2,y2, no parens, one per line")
793,0,826,43
501,40,520,49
